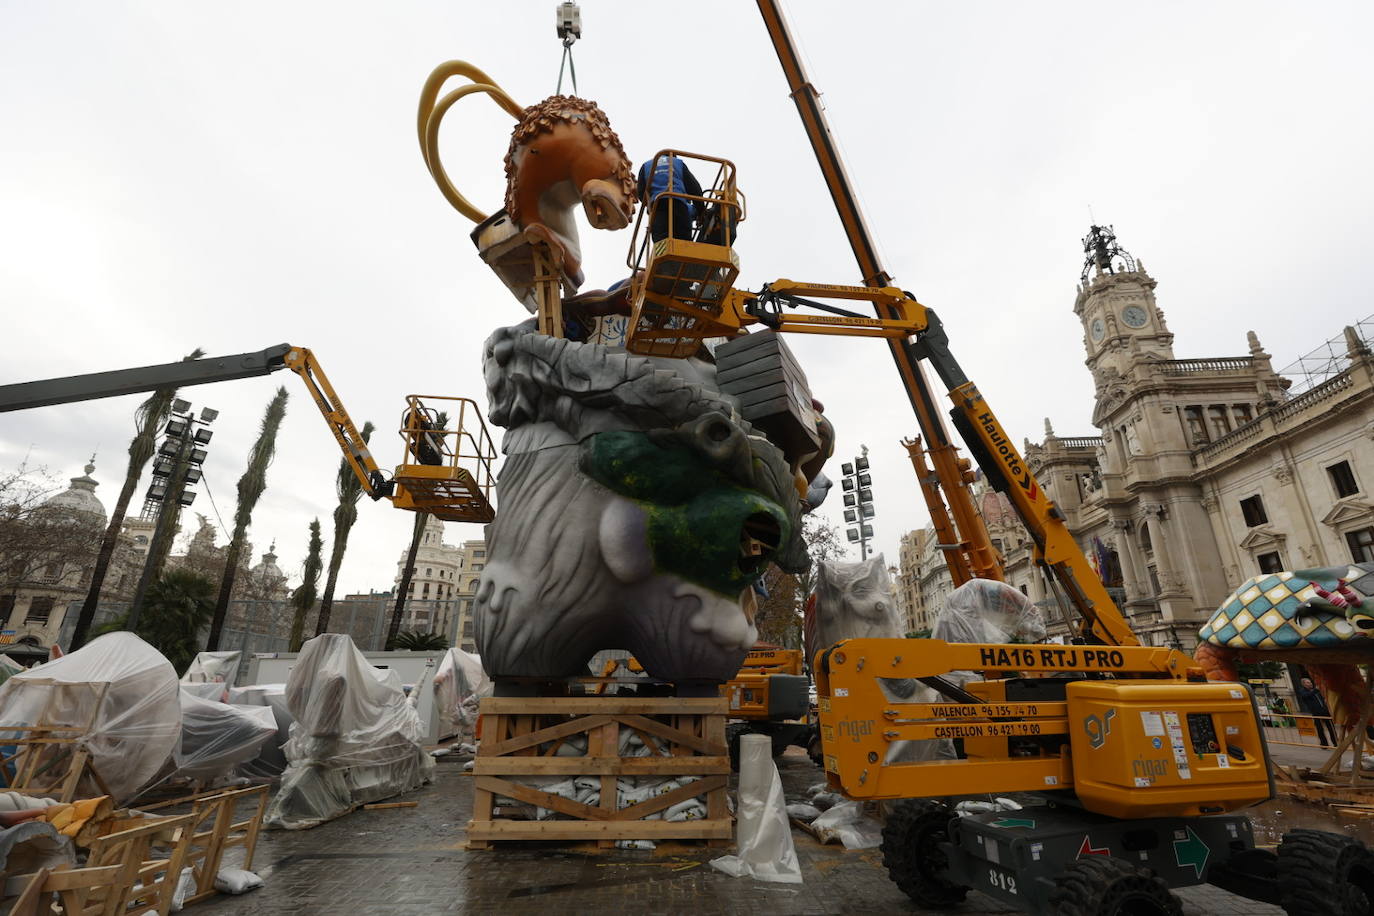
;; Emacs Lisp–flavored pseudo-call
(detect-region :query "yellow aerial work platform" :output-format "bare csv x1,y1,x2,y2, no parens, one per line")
391,395,496,523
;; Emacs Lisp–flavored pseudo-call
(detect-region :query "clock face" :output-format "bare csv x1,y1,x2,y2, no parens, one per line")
1122,305,1149,328
1090,318,1105,342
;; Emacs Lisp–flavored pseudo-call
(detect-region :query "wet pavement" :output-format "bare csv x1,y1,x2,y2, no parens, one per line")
182,746,1368,915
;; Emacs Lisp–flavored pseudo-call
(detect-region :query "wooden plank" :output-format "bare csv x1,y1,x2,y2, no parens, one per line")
480,714,614,758
480,697,725,716
466,817,732,841
614,714,724,756
475,776,610,821
474,756,730,776
615,775,726,821
363,802,419,810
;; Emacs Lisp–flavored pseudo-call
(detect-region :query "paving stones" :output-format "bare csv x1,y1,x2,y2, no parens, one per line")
196,753,1282,915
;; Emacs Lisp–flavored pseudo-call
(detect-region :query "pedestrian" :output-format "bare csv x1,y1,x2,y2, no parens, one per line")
637,153,703,242
1296,676,1338,747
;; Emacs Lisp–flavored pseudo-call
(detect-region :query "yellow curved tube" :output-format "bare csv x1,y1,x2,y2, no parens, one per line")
417,60,524,224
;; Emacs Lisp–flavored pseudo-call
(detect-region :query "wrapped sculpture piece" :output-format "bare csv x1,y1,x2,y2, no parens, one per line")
805,555,903,665
475,321,810,683
933,579,1047,649
264,635,434,830
0,632,180,803
433,648,491,742
169,690,279,783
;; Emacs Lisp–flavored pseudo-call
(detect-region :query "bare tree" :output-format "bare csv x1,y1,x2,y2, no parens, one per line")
0,465,100,619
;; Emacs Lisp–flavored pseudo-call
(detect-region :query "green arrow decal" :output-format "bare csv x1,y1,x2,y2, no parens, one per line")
1173,826,1209,878
989,818,1037,829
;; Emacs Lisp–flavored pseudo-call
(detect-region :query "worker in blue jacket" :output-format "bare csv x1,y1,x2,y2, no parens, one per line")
637,154,703,242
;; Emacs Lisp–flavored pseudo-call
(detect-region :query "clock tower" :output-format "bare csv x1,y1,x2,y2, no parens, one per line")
1074,225,1175,381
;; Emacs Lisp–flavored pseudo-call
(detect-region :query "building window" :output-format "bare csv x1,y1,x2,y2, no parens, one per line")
473,563,484,572
1183,407,1208,445
1232,404,1253,425
1017,585,1027,596
425,567,432,577
1348,528,1374,564
1207,406,1231,439
0,595,13,625
1240,495,1268,527
463,621,474,637
474,550,485,558
1258,551,1285,574
1139,523,1153,555
1328,461,1359,498
1147,566,1161,596
422,583,430,598
25,597,54,624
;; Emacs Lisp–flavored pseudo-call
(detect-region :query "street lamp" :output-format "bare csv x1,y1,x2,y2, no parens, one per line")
841,445,876,559
127,401,216,629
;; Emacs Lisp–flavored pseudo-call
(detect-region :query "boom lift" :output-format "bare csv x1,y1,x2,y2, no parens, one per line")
0,344,496,526
737,2,1373,913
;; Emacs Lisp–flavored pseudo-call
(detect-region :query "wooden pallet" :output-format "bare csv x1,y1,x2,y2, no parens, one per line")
140,784,270,906
467,695,731,848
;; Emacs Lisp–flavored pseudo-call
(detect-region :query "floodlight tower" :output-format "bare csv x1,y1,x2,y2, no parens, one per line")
127,399,216,628
841,445,875,560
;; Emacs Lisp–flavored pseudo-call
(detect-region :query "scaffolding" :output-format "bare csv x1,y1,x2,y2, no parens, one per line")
1278,313,1373,395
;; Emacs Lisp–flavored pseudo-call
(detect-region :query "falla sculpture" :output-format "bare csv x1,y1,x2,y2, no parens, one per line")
418,62,828,684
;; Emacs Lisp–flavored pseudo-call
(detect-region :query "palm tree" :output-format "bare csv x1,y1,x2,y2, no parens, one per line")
393,630,449,651
71,348,206,650
97,567,216,673
206,387,289,650
288,519,323,651
315,420,375,636
385,410,447,650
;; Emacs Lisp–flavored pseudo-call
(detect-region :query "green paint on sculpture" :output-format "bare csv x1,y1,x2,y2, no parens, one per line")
581,430,792,596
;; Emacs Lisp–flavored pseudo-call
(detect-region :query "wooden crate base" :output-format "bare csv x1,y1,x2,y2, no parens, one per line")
467,695,732,848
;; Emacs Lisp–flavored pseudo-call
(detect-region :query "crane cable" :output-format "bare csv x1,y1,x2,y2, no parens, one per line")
555,2,581,96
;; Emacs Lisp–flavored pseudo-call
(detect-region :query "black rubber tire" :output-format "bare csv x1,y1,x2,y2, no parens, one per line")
880,799,968,908
725,722,751,772
807,728,824,769
1277,828,1374,916
1047,856,1183,916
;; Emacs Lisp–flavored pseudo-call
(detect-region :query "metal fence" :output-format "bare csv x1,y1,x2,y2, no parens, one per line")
1262,713,1339,750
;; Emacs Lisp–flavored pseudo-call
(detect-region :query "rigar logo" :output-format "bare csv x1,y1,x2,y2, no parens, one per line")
837,719,875,743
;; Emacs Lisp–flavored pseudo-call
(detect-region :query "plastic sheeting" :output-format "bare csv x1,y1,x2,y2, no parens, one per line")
808,800,882,849
432,648,491,742
0,632,180,803
264,634,434,830
228,684,292,779
710,734,802,884
932,578,1047,649
181,651,242,700
172,690,279,782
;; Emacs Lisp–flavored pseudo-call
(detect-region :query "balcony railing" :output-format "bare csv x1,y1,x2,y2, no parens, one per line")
1156,357,1254,375
1056,437,1104,450
1272,372,1354,422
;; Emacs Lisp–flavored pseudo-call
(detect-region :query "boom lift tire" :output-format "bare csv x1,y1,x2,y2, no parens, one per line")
725,722,751,772
1277,828,1374,916
1046,856,1182,916
881,800,969,908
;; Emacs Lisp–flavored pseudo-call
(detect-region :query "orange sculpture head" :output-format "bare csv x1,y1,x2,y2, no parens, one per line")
503,95,636,288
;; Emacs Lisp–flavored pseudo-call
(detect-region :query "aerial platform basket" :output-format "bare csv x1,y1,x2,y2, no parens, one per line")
392,395,496,523
625,151,745,358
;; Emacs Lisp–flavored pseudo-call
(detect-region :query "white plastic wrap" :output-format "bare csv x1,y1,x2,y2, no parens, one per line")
432,648,492,742
710,734,802,884
227,684,292,779
0,632,180,803
932,578,1047,648
263,634,435,830
181,651,242,690
171,690,279,781
0,653,23,687
806,555,902,665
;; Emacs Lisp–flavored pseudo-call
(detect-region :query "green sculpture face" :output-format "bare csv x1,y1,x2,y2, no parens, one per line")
581,430,791,596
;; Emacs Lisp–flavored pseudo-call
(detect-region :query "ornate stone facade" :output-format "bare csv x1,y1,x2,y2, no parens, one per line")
1022,247,1374,648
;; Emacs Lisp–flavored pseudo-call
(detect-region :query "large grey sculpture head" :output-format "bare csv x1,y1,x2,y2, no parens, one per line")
475,321,809,683
807,555,901,662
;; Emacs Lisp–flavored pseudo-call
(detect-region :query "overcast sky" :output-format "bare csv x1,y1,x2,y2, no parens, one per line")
3,1,1371,598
